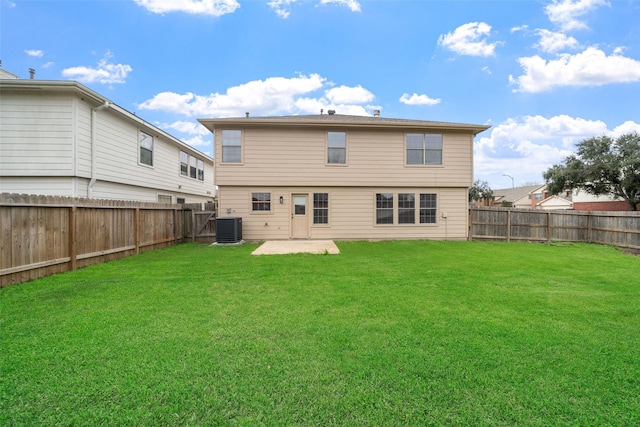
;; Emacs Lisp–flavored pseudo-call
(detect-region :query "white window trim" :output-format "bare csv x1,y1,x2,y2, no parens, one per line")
249,191,273,215
221,129,244,164
326,131,348,166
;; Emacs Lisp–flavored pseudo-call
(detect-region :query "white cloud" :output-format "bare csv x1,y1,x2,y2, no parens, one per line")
25,49,44,58
475,114,611,187
481,66,492,75
62,51,132,84
318,0,361,12
510,25,528,33
268,0,297,18
399,93,441,106
544,0,609,31
437,22,501,57
535,29,579,53
163,120,211,136
133,0,240,16
510,47,640,92
325,85,374,104
139,74,378,118
42,62,55,69
610,121,640,138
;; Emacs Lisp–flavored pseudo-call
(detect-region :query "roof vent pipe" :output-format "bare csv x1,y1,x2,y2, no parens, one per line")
29,68,35,79
245,112,249,118
328,109,336,115
374,109,380,117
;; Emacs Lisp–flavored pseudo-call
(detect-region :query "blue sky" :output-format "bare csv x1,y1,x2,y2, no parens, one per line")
2,0,639,189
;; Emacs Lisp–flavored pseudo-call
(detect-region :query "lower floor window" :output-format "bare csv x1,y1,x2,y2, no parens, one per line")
420,193,437,223
157,194,172,204
376,193,394,224
398,193,416,224
252,192,271,211
313,193,329,224
376,192,437,224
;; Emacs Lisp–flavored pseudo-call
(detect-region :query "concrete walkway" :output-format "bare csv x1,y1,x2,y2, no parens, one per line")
251,240,340,255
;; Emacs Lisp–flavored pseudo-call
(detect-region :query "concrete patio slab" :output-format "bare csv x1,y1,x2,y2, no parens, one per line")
251,240,340,255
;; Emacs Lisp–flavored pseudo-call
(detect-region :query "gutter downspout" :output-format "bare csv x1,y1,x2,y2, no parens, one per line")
89,101,109,197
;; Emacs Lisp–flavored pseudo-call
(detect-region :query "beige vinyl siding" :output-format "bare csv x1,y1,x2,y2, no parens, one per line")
0,92,75,176
215,128,473,188
218,186,469,241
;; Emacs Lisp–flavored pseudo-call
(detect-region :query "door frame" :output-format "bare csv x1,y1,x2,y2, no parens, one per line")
290,193,309,239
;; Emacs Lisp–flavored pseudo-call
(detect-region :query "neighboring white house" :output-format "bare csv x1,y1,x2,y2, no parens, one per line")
0,70,214,204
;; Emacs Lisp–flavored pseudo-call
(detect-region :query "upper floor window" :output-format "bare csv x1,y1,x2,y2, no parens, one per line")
222,130,242,163
140,131,153,166
197,159,204,181
189,156,197,179
406,133,443,165
180,151,188,176
327,132,346,164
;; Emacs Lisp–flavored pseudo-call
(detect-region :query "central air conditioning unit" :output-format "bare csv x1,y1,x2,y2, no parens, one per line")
216,217,242,244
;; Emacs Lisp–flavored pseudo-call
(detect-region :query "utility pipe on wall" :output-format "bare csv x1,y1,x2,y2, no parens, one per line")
89,101,110,198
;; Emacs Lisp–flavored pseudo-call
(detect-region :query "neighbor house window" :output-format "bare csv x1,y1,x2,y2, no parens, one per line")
189,156,197,178
406,133,443,165
376,193,394,224
420,194,437,224
180,151,205,182
398,193,415,224
140,131,154,166
197,159,204,181
313,193,329,224
252,192,271,211
158,194,172,204
222,130,242,163
327,132,346,164
180,151,188,176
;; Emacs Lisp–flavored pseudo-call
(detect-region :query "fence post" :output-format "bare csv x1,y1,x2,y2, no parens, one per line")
506,209,511,242
134,208,140,254
547,211,551,243
587,213,593,244
69,205,77,271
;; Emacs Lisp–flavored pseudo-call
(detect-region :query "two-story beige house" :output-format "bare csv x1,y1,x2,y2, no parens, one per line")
199,113,489,241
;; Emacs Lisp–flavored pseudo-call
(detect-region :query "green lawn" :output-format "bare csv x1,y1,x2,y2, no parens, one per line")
1,241,639,426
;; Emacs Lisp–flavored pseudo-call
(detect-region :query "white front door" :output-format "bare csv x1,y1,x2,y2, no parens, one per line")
291,194,309,238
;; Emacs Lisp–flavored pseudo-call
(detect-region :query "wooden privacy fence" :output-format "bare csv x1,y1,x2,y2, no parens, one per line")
470,207,640,250
182,202,217,243
1,194,185,287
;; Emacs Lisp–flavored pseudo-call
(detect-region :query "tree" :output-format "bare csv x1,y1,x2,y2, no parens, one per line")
469,180,494,204
543,132,640,211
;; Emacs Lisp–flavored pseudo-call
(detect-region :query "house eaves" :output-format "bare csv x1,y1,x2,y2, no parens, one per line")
198,114,490,136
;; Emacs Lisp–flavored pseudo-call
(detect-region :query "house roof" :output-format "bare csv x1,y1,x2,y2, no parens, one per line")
0,78,212,160
198,113,490,135
537,195,572,208
492,184,544,203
